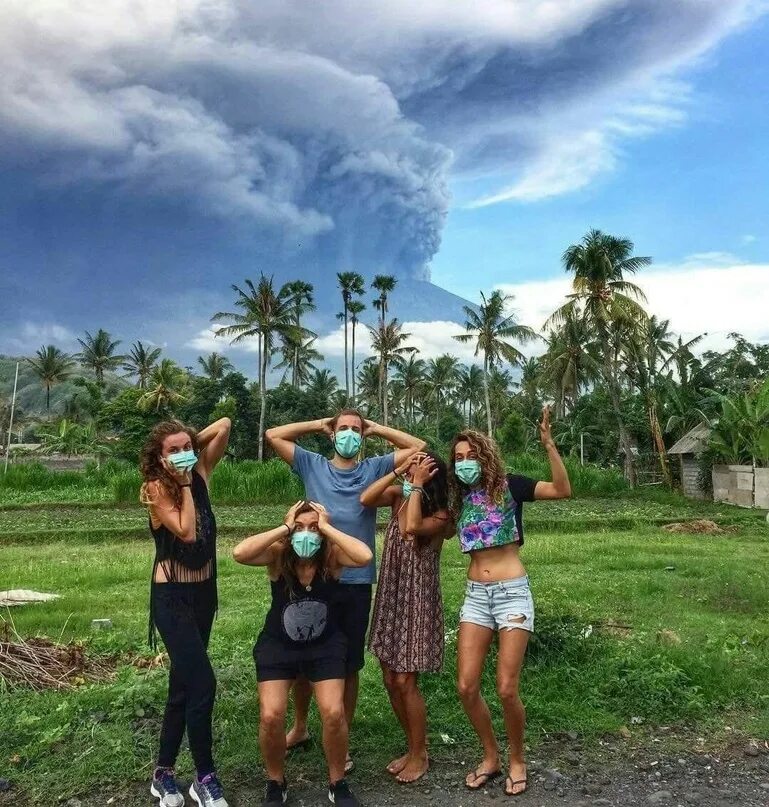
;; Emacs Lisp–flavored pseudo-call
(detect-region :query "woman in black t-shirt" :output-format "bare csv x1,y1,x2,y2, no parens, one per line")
233,501,371,807
448,407,571,797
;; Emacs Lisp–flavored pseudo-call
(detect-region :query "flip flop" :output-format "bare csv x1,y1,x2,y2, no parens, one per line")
465,768,502,790
345,756,355,774
504,775,528,796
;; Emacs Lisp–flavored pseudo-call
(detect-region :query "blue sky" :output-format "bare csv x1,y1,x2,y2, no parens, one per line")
0,1,767,374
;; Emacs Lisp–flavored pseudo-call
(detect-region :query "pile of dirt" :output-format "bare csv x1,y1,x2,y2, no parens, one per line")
661,519,728,534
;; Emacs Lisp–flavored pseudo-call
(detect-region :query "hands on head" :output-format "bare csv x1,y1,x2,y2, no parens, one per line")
283,500,330,532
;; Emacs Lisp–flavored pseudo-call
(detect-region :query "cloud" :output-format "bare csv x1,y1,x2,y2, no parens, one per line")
496,259,769,352
4,323,79,354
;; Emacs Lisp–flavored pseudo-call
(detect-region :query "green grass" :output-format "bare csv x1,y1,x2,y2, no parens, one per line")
2,500,769,802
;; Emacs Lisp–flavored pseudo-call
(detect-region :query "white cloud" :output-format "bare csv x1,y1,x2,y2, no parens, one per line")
741,234,757,245
186,324,259,354
496,260,769,352
4,322,79,354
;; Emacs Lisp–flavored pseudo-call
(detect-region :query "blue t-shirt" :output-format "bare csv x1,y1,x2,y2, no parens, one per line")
292,445,395,584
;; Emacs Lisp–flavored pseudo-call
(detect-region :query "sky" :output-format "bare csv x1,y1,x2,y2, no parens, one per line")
1,0,768,377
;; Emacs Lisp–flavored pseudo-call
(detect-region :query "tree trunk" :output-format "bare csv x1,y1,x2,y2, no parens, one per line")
351,321,356,403
343,305,350,400
382,362,389,426
258,333,267,462
602,339,636,486
647,392,672,487
483,355,493,436
46,384,51,412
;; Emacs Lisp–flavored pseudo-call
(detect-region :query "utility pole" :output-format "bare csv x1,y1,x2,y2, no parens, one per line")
580,432,585,466
4,361,20,475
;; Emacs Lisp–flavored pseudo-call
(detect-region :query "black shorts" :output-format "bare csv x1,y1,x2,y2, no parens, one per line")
333,583,372,675
254,632,347,683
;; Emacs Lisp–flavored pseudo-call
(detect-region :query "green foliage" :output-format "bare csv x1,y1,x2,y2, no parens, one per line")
496,410,528,455
703,378,769,466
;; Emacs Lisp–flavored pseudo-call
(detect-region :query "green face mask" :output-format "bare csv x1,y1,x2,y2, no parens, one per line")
168,449,197,472
455,459,481,486
402,480,414,498
291,530,322,558
334,429,362,459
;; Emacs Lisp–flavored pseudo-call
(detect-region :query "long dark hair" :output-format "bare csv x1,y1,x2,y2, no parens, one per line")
278,501,335,597
416,451,449,518
139,420,199,511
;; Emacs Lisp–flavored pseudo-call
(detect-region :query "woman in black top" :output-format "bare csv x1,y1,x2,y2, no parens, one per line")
233,501,372,807
140,417,231,807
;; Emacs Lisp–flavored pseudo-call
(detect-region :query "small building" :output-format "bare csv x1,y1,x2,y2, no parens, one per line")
667,423,710,500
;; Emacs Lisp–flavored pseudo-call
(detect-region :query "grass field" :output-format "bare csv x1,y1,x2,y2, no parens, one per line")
2,495,769,802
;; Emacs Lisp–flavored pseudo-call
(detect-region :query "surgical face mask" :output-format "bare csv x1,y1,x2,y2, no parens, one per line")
455,459,482,486
334,429,362,459
167,449,197,472
402,480,414,498
291,530,322,558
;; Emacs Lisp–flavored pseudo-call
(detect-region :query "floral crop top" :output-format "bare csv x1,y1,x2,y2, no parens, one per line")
457,474,537,553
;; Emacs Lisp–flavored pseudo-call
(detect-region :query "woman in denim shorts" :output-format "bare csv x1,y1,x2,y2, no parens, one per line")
448,407,571,797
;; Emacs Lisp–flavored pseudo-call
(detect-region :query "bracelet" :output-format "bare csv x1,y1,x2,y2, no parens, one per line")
180,483,191,488
410,486,425,495
393,471,404,483
283,523,291,535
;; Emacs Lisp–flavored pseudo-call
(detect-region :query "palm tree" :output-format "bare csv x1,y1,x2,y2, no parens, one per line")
123,341,162,389
425,355,460,433
348,300,366,403
275,336,324,387
368,319,415,426
372,274,397,325
26,345,75,411
77,329,125,383
213,276,297,460
546,229,650,484
455,290,537,435
197,352,234,382
306,369,338,409
356,359,382,417
456,364,484,427
337,272,365,399
139,359,187,413
393,355,427,428
284,281,316,387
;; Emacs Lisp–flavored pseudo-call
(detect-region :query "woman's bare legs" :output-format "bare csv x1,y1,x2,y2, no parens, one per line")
258,680,293,782
497,627,530,795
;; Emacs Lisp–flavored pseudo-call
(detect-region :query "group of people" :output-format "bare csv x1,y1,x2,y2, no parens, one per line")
139,405,571,807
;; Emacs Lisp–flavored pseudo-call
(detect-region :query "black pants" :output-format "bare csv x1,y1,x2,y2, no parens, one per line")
152,579,217,776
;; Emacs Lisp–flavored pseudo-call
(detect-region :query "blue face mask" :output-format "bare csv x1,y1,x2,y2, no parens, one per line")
402,480,414,498
291,530,322,558
455,459,481,486
168,449,197,472
334,429,362,459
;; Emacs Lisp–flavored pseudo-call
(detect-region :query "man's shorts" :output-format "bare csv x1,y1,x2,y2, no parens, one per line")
332,583,372,674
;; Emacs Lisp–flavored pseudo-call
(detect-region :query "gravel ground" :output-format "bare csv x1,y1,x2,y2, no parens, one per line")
4,736,769,807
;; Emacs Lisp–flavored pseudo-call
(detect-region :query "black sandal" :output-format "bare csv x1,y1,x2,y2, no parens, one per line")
465,768,502,790
504,775,528,796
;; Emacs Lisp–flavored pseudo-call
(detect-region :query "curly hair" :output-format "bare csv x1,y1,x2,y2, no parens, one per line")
139,420,199,511
447,430,507,520
278,501,335,598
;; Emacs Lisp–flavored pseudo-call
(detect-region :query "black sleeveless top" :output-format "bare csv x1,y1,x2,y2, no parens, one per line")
148,470,218,647
262,572,340,645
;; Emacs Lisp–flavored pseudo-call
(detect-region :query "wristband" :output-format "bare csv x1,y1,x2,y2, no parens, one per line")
283,523,291,535
410,486,425,495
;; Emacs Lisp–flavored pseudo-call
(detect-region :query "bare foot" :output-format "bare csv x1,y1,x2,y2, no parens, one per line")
505,761,527,796
387,754,409,775
396,754,429,784
465,754,502,789
285,725,309,750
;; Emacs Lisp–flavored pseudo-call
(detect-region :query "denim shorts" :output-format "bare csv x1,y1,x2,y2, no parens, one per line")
459,576,534,632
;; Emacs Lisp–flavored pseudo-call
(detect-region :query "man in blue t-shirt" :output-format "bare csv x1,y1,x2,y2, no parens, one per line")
266,409,425,770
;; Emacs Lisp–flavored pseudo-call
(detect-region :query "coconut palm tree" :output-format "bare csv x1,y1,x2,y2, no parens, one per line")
306,368,339,409
77,329,125,384
456,364,484,427
368,319,415,425
26,345,75,412
139,359,188,414
393,355,427,428
275,336,324,387
337,272,365,399
356,359,382,417
122,342,162,389
284,280,316,387
348,299,366,403
213,276,298,460
546,229,650,485
197,352,234,382
372,274,397,325
425,355,460,433
454,290,537,435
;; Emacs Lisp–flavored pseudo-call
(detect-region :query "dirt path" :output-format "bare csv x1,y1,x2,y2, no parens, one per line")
5,739,769,807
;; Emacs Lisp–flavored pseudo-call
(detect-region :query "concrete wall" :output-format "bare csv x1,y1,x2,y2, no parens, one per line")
680,456,706,500
712,464,759,508
755,467,769,510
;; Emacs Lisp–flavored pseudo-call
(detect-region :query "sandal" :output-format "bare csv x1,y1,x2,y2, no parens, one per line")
465,768,502,790
344,755,355,774
504,775,528,796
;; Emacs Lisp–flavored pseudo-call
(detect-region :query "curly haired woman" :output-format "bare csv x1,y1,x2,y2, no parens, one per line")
140,417,231,807
449,407,570,798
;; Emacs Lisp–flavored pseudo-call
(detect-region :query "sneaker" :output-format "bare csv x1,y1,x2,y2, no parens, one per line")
328,778,360,806
189,773,228,807
262,778,288,806
150,769,185,807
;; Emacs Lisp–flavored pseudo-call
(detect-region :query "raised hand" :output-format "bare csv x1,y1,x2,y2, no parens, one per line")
539,405,554,448
395,448,423,477
161,457,192,486
309,501,331,530
412,455,438,486
284,500,304,531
